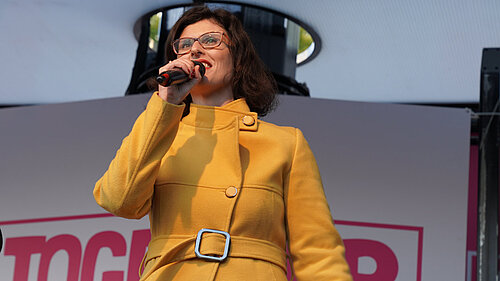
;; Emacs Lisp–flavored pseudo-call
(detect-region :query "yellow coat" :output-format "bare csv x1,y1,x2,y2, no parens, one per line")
94,93,352,281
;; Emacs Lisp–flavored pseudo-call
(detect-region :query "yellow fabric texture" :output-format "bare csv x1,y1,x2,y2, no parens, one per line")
94,93,352,281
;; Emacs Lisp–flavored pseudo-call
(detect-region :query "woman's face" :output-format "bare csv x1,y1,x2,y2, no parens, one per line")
178,19,233,98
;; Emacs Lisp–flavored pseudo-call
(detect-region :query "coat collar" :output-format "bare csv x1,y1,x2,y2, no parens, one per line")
182,99,258,131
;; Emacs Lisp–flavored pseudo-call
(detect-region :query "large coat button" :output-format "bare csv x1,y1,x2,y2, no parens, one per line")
242,115,255,126
225,186,238,198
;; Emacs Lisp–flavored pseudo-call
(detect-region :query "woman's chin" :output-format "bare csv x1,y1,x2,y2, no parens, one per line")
192,81,230,96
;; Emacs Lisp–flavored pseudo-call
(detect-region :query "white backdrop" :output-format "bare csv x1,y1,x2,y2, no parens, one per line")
0,94,470,280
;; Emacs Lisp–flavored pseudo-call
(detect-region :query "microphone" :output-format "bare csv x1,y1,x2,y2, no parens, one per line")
156,61,206,87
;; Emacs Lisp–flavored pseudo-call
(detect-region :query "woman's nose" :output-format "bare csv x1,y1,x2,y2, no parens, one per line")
190,41,204,57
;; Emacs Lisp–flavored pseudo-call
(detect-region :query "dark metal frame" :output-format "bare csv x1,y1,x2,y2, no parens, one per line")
131,1,322,66
477,47,500,281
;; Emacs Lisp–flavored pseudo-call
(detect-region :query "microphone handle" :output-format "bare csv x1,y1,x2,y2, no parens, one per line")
156,61,206,87
156,71,189,87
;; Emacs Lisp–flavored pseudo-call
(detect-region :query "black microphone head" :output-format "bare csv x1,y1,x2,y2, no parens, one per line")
192,61,206,77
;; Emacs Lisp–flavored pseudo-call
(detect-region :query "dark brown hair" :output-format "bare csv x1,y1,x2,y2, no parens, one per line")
165,6,277,117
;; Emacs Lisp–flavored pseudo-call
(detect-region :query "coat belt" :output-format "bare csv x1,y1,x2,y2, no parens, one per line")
140,233,287,278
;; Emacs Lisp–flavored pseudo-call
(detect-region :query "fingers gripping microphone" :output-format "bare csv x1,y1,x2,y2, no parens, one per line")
156,61,206,87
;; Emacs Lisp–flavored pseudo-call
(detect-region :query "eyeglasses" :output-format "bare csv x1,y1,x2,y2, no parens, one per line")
173,32,228,55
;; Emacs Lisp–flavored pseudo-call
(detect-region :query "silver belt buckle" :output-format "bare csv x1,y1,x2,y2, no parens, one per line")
195,228,231,261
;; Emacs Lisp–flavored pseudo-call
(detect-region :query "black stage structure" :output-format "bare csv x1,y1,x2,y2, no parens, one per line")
477,47,500,281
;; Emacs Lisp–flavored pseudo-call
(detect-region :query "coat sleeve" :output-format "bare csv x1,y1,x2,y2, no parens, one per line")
285,128,352,280
93,93,185,219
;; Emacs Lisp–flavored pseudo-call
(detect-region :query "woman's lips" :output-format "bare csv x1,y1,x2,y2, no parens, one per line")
195,60,212,69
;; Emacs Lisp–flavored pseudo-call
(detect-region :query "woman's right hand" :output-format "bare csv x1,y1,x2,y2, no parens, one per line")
157,58,202,105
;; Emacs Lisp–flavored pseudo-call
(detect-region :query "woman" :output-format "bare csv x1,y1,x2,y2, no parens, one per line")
94,6,352,281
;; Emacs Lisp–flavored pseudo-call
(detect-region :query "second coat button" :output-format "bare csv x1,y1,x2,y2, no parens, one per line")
225,186,238,198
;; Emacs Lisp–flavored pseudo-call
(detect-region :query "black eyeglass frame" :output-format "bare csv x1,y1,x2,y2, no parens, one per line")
172,31,229,55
